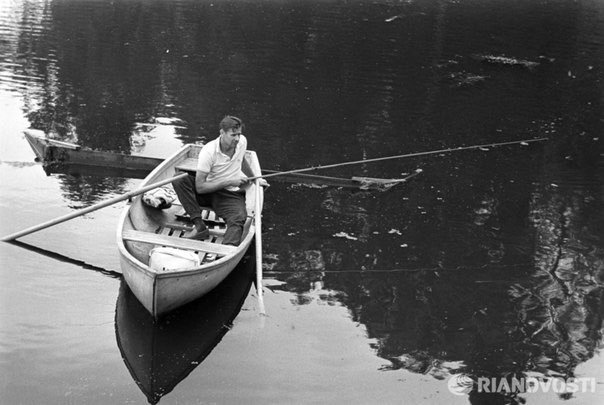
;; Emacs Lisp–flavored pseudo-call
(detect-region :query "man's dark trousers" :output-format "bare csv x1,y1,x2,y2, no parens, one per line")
173,174,247,246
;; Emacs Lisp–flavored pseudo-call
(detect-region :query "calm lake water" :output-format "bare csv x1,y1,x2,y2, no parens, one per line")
1,0,603,404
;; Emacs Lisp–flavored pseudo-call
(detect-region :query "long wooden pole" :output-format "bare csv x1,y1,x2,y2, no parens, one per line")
1,172,189,242
254,179,266,315
249,137,547,181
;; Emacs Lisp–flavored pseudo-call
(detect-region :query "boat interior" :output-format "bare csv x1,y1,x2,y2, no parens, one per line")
121,148,258,270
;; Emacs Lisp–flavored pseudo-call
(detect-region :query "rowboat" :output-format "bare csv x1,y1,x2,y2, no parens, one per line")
116,144,264,318
115,254,253,403
23,128,163,176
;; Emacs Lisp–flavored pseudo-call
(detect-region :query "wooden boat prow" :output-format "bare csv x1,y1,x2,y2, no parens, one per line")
117,144,263,318
23,128,163,173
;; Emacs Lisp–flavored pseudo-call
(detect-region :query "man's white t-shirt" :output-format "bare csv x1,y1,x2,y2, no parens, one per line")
196,135,247,192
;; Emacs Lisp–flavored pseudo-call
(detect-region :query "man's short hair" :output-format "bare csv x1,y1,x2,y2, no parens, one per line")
220,116,243,132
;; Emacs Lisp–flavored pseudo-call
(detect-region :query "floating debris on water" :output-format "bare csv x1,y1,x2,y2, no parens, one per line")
388,229,402,235
385,14,402,22
436,59,460,68
473,54,540,70
333,232,358,240
448,71,488,87
538,55,556,63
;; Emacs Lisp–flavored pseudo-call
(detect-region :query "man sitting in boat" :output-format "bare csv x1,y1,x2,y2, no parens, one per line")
172,116,252,246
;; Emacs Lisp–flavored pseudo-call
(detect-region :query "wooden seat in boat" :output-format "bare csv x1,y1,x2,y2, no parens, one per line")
122,229,236,256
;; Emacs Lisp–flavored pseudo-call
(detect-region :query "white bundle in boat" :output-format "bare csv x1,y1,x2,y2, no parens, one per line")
142,186,176,209
149,247,201,272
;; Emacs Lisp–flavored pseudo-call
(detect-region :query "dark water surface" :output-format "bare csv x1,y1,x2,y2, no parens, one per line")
1,1,603,404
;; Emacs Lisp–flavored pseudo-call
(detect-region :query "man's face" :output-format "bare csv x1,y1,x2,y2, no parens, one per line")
221,127,242,149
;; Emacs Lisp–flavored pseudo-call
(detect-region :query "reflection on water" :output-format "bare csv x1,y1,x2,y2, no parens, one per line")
265,153,604,401
1,0,603,402
115,254,254,404
261,100,603,400
56,173,132,206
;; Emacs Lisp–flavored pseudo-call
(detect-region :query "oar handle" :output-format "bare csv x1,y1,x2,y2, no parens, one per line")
1,172,188,242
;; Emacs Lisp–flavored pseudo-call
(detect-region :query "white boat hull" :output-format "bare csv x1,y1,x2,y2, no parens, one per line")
116,144,263,318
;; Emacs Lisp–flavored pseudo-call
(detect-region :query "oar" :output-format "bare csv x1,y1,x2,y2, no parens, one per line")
1,172,188,242
254,179,266,316
248,137,547,181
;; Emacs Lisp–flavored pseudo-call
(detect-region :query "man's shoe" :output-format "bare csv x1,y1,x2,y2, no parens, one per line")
186,228,210,241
